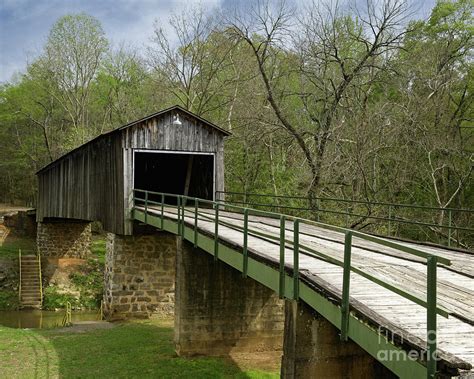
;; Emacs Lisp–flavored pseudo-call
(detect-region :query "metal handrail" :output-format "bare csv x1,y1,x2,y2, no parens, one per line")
132,188,452,378
37,252,43,306
216,190,474,213
216,191,474,248
18,249,22,305
215,198,474,232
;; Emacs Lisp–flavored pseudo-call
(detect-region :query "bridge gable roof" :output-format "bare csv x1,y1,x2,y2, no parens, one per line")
36,105,230,174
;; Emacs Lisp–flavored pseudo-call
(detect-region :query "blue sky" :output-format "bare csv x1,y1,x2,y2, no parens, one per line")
0,0,436,83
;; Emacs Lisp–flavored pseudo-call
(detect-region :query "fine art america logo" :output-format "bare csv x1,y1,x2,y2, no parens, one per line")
376,326,439,363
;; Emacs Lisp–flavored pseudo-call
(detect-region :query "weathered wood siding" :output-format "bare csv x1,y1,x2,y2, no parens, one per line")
122,110,225,234
37,107,227,236
37,134,124,234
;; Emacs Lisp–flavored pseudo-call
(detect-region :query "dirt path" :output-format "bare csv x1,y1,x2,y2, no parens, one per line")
53,321,117,334
0,204,31,215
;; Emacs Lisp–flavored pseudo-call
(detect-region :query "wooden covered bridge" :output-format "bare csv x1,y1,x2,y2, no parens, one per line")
36,105,474,379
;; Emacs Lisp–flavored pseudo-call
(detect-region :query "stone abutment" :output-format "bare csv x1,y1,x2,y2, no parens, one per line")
174,238,285,356
103,231,176,319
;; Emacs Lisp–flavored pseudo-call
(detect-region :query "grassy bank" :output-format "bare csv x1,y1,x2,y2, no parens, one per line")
0,234,36,258
0,318,279,378
42,235,106,310
0,233,26,310
0,233,107,311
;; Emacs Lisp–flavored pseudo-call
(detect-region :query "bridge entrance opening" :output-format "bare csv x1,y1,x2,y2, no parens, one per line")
134,151,215,204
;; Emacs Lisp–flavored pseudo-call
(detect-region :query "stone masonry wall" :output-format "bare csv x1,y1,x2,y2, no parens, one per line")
3,211,37,238
37,221,91,258
175,239,284,356
281,300,395,378
103,232,176,320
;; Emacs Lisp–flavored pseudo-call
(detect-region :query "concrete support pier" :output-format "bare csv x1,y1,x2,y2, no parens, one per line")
103,231,176,320
174,239,284,356
281,300,394,378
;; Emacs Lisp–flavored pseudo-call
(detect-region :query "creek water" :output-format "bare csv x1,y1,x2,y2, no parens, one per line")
0,310,98,329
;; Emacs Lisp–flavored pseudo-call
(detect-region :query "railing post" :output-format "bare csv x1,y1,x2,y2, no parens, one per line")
293,219,300,300
447,209,452,247
427,256,438,379
182,196,186,236
161,193,164,229
340,231,352,341
346,205,350,227
214,203,219,261
177,196,181,236
144,191,148,224
194,198,198,247
279,215,286,298
242,208,249,277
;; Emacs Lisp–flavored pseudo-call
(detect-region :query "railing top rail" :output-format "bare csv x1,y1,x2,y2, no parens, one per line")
215,199,474,232
133,189,178,197
289,216,451,266
217,190,474,213
133,189,452,266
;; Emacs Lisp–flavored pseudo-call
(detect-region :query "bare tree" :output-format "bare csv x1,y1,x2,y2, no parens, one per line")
228,0,412,206
149,6,236,116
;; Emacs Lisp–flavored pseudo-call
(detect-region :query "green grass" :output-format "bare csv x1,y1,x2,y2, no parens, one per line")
0,235,36,258
42,235,107,310
0,290,19,310
0,234,104,260
0,319,279,378
91,235,106,264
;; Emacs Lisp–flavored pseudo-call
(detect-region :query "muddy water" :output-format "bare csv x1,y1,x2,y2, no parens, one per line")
0,310,98,329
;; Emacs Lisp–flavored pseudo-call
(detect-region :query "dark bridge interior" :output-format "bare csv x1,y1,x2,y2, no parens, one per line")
134,152,214,204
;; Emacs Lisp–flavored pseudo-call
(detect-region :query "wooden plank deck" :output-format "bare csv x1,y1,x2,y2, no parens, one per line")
140,205,474,375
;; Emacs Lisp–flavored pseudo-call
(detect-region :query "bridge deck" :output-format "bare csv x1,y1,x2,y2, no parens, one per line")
139,205,474,375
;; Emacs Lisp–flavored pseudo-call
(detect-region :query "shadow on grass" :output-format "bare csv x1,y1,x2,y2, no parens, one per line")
36,321,277,378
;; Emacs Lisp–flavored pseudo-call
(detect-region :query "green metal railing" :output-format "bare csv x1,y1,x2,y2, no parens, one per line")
132,189,453,379
216,191,474,249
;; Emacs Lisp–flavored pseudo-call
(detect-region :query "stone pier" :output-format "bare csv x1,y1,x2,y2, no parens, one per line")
281,300,395,378
103,231,176,320
37,220,92,259
37,220,92,282
174,239,284,357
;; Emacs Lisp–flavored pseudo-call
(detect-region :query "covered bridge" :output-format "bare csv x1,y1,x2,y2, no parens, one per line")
33,105,474,378
36,105,230,235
